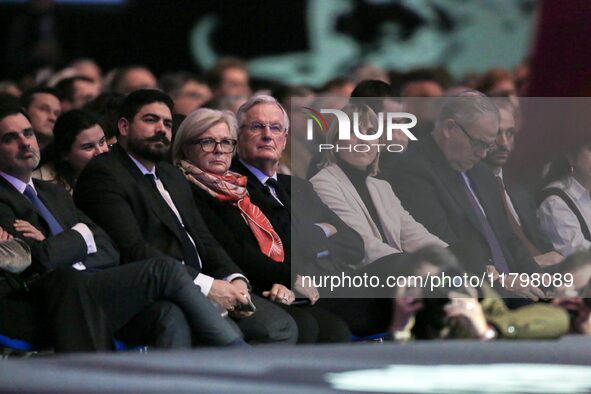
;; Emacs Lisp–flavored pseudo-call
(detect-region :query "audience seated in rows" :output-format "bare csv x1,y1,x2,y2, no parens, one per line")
74,90,298,344
0,103,246,351
1,55,590,352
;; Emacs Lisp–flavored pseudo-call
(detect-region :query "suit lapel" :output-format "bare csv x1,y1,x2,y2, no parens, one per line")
156,165,195,231
422,136,485,234
231,158,281,211
112,145,189,242
0,177,46,233
468,166,507,238
232,158,290,241
32,180,69,229
0,177,57,237
504,181,527,225
277,174,291,211
0,176,34,217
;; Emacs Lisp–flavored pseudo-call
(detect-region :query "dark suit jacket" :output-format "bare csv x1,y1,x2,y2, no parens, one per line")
388,135,539,274
504,179,554,254
0,177,119,275
74,145,242,280
230,158,365,282
192,185,291,292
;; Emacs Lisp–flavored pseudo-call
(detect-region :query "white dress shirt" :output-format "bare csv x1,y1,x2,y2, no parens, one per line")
129,154,247,295
495,169,522,226
240,159,283,205
240,159,333,255
538,176,591,256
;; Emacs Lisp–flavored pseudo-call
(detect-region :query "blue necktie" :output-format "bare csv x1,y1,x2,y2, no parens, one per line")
23,185,64,236
460,176,510,274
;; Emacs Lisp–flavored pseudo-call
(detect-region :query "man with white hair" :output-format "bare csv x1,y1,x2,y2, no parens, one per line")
231,94,364,289
389,92,544,300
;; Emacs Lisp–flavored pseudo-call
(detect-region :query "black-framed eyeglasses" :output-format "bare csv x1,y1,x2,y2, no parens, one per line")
241,122,286,134
191,138,237,153
453,120,497,153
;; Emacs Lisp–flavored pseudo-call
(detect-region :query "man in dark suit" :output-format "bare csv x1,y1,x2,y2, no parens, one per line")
231,94,365,285
388,92,544,300
0,103,244,351
231,95,376,334
482,99,563,266
75,89,296,344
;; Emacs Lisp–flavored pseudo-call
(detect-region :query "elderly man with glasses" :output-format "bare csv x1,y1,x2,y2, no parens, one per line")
388,91,545,302
229,95,368,336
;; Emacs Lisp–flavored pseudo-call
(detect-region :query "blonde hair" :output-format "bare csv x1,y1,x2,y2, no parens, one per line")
172,108,238,165
319,103,382,176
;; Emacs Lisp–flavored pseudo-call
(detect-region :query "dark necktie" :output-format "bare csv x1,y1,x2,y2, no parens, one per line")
264,178,287,206
263,178,290,239
495,176,541,257
144,174,201,270
23,185,64,236
460,175,510,273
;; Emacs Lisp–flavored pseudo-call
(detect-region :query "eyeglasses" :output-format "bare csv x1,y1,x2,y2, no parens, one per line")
241,122,286,134
454,120,497,153
191,138,237,153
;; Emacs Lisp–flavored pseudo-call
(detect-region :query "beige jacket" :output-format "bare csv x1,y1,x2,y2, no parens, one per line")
311,164,447,266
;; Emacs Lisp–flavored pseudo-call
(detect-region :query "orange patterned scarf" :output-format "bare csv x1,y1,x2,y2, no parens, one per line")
179,160,285,262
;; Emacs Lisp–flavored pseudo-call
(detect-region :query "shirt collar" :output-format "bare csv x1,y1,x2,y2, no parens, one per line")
0,171,35,194
239,158,277,185
127,153,158,180
568,176,589,201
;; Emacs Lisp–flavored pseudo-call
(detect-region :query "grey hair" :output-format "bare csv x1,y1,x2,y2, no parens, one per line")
236,94,290,134
319,103,382,176
172,108,238,165
436,89,500,128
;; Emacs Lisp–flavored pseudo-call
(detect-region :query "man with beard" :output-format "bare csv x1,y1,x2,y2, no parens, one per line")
483,99,563,266
74,89,297,344
0,103,245,351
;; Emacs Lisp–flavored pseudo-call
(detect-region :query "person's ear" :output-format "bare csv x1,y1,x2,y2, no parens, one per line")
566,152,576,168
441,119,455,139
118,118,130,138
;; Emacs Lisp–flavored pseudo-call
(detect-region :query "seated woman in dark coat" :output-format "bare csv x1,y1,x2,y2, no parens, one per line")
171,108,351,343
